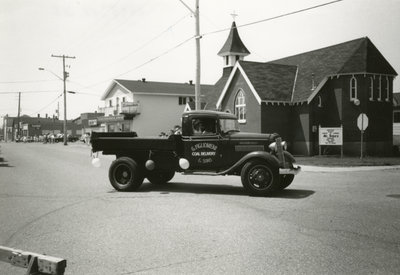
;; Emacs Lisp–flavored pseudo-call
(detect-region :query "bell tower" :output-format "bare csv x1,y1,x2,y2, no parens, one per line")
217,20,250,71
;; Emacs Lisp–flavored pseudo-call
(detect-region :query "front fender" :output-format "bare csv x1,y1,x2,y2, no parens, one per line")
283,151,296,164
218,151,280,175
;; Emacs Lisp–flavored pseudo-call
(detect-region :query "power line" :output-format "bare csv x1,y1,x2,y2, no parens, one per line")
67,0,125,52
81,35,195,89
76,0,344,89
202,0,344,36
73,2,152,57
1,13,191,86
30,93,63,116
73,13,190,79
4,0,344,95
0,79,58,84
0,90,58,94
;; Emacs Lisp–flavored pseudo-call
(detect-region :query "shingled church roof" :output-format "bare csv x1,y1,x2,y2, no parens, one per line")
214,37,397,107
269,37,397,102
239,61,297,101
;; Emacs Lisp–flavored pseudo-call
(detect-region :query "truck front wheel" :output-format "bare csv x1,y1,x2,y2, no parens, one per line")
147,170,175,185
241,160,279,196
109,157,144,191
279,175,294,190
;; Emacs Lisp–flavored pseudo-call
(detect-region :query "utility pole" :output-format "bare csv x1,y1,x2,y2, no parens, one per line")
51,54,76,145
194,0,201,110
179,0,201,110
17,92,21,140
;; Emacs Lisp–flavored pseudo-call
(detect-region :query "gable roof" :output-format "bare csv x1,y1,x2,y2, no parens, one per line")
216,61,297,108
203,73,231,110
184,101,208,111
101,79,214,100
270,37,398,102
239,61,298,101
217,21,250,56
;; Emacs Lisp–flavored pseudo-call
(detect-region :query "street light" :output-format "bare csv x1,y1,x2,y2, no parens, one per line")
38,67,63,81
38,67,70,145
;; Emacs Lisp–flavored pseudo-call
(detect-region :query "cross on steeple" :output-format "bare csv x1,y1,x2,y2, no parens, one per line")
230,10,238,21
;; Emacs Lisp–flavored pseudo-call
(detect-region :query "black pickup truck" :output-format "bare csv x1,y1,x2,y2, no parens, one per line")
91,110,300,196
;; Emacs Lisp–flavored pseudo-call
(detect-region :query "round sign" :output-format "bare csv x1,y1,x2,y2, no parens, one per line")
357,113,368,131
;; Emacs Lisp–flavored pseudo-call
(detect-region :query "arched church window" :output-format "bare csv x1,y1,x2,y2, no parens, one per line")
234,90,246,123
386,76,390,101
350,76,357,101
378,76,382,101
369,77,374,101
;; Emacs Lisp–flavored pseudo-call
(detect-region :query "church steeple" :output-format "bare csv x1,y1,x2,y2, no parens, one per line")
217,21,250,68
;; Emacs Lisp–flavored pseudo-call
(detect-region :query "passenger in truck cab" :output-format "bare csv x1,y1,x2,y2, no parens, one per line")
192,118,215,135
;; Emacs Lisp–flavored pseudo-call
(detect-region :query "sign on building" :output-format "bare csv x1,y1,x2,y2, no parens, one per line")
88,119,98,126
319,125,343,157
319,126,343,145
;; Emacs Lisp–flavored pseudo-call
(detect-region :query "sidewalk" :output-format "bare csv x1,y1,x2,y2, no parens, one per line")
300,164,400,172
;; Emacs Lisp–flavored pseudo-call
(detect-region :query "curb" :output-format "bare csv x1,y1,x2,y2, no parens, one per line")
300,165,400,172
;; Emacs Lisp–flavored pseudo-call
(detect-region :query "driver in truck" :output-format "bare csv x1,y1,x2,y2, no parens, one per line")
193,119,214,135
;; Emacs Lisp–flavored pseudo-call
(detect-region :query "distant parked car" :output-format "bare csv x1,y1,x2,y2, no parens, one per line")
68,135,79,142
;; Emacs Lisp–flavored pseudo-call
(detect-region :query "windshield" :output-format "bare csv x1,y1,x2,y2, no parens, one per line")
220,118,240,134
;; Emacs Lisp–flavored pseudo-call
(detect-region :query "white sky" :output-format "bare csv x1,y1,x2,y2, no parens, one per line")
1,0,400,127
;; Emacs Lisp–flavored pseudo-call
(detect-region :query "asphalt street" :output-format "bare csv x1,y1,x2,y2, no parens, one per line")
0,142,399,274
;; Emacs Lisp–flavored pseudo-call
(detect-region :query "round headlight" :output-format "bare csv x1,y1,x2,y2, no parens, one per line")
268,142,277,151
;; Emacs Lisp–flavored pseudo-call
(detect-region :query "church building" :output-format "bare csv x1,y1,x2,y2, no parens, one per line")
207,21,398,156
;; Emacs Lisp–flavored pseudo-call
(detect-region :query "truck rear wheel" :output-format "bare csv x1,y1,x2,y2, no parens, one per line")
241,160,279,196
109,157,144,191
147,170,175,185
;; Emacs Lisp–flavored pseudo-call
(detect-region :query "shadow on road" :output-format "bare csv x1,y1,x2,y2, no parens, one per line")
387,194,400,199
136,182,314,198
0,157,13,168
272,189,315,199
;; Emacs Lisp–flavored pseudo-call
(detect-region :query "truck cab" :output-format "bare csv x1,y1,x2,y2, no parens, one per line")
181,111,278,172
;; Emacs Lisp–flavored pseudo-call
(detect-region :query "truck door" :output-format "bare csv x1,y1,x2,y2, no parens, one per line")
182,117,222,171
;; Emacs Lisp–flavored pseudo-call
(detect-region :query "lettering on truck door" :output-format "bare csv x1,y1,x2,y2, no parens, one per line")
183,117,222,170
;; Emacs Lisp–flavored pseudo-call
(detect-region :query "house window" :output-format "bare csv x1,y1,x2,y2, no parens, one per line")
107,124,115,132
179,97,186,105
394,111,400,123
385,76,390,101
234,90,246,123
369,77,374,101
122,97,126,103
225,56,229,66
179,97,194,105
318,96,322,107
378,76,382,101
108,99,113,107
121,123,130,132
350,76,357,101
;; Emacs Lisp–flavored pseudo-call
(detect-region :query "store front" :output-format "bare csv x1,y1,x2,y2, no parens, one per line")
97,115,133,133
